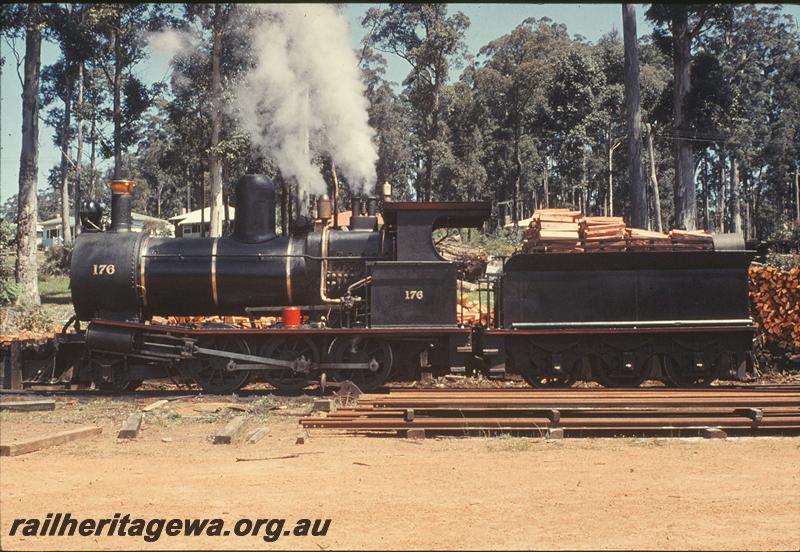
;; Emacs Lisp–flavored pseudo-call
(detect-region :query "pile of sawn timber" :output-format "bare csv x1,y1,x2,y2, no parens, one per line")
523,208,713,253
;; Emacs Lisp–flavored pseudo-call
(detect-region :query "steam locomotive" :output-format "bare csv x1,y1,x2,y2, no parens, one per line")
52,175,756,393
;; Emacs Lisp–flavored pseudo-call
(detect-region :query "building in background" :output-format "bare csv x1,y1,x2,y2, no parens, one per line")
169,207,236,238
39,213,172,247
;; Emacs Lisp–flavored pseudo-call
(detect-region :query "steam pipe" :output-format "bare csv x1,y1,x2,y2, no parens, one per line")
319,225,342,304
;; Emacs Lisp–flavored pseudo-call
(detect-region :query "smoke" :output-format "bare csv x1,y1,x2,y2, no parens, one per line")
148,29,198,61
234,5,378,194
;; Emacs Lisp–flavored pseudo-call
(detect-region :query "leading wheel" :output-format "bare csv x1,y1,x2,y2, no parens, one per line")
189,336,251,394
91,358,141,393
261,336,318,394
330,337,392,392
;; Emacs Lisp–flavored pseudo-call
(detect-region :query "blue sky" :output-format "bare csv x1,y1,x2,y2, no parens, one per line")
2,3,799,206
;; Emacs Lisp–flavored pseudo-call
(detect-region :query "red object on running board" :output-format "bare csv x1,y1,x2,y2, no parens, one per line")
282,307,302,328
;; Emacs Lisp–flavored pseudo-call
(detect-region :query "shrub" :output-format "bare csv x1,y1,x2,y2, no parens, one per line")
43,244,73,276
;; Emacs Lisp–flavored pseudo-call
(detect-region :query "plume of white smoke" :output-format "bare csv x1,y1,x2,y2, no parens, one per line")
148,29,198,61
234,5,378,194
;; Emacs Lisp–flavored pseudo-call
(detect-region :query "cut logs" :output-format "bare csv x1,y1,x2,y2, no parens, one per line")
749,265,800,350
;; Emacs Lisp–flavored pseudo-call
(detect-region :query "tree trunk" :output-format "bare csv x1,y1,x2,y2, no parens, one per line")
208,3,224,237
512,121,521,223
795,165,800,224
425,88,441,203
607,135,620,217
672,10,697,230
15,4,42,305
645,124,663,233
728,154,741,235
89,75,97,198
542,156,549,209
717,149,726,231
59,70,74,245
113,24,123,179
623,4,647,228
74,62,84,238
702,151,709,230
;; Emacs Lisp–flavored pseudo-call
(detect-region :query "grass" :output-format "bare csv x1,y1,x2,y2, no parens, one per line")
37,274,73,327
39,275,70,300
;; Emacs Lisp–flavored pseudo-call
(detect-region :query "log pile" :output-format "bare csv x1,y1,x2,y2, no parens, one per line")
436,235,489,281
150,316,279,329
0,331,55,348
457,295,491,326
523,210,714,253
748,265,800,351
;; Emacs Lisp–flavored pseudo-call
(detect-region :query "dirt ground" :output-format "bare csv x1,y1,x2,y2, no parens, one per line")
0,395,799,551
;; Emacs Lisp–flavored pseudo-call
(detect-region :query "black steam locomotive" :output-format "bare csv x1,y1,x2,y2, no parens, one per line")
53,175,756,393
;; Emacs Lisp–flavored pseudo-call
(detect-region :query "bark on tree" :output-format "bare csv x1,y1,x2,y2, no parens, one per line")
89,74,97,198
671,10,697,230
729,154,741,235
702,152,709,230
208,3,224,237
645,123,663,233
512,120,522,223
15,4,42,305
717,148,726,231
795,165,799,224
59,70,74,245
74,62,84,238
607,135,621,216
542,157,550,209
623,4,647,228
112,23,123,179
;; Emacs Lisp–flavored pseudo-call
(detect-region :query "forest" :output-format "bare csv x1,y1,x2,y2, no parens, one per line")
2,4,800,306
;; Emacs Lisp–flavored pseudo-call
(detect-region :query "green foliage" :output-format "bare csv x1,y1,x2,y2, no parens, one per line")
0,219,18,306
42,245,73,276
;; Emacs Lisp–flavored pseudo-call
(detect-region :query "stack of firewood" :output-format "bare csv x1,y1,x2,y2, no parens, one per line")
457,296,491,325
748,265,800,350
150,316,279,328
523,209,581,242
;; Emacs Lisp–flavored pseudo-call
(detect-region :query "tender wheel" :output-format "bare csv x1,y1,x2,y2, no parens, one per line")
593,354,649,387
662,354,714,387
189,336,251,394
261,336,318,394
330,337,392,392
519,360,575,388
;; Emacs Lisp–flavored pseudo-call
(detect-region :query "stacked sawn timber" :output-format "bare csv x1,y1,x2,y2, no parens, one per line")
748,265,800,350
523,210,714,253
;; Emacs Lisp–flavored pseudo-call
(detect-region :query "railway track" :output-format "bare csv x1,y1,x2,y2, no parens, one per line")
301,385,800,437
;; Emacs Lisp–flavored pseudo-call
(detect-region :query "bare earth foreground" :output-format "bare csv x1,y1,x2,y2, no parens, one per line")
0,396,798,550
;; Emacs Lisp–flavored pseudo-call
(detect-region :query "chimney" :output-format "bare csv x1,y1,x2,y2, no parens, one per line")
110,179,136,232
